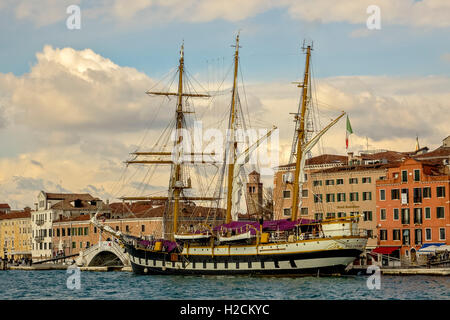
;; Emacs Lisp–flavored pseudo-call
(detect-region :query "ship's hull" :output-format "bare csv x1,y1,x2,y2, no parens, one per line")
125,236,366,276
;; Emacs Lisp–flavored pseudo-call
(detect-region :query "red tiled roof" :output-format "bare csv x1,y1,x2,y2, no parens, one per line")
0,210,31,220
45,192,95,201
414,146,450,160
277,154,348,169
0,203,11,209
359,151,406,162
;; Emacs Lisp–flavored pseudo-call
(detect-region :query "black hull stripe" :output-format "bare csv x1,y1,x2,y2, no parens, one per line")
130,261,348,276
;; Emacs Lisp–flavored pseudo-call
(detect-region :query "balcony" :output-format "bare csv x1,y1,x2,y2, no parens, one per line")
34,235,44,242
35,219,45,226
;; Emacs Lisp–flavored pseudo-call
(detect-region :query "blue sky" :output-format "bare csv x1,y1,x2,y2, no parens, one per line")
1,2,449,80
0,0,449,209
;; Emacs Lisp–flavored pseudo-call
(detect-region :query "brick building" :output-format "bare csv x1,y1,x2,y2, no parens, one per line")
376,157,450,264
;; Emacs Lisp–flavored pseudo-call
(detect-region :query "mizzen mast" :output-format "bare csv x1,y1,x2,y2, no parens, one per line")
225,33,241,223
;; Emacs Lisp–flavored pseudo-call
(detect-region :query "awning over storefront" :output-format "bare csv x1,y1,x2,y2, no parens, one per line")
418,243,446,254
372,246,400,255
436,245,450,252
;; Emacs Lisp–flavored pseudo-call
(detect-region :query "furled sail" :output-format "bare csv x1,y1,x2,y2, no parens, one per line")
230,126,277,221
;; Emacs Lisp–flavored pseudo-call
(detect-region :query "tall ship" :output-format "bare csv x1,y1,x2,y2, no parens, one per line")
92,35,368,275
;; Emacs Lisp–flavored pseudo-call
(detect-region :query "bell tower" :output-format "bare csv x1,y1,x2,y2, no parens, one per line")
246,171,263,217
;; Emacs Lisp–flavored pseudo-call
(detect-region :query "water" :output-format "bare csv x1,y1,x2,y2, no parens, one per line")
0,270,449,300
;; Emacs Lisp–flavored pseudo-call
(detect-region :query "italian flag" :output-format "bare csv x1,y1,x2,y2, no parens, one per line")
346,115,353,149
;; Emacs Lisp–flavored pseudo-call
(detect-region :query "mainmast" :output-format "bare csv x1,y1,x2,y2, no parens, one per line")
291,45,311,222
172,43,185,240
225,33,241,223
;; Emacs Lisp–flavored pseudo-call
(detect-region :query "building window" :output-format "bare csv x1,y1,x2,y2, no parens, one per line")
437,207,445,219
401,188,409,204
300,208,308,216
326,194,335,203
363,211,372,221
283,208,291,216
141,225,145,232
401,170,408,183
326,212,336,219
72,242,76,249
86,242,90,248
391,189,400,200
349,178,358,184
436,186,445,198
439,228,446,241
62,228,66,237
362,192,372,201
393,229,401,241
314,194,323,203
325,179,334,186
313,180,322,187
425,207,431,219
302,189,308,198
415,229,422,245
78,227,82,236
423,187,431,198
414,169,420,182
350,212,359,221
314,213,323,221
413,188,422,203
380,209,386,221
413,208,422,224
282,172,293,183
367,230,373,238
362,177,371,184
337,193,346,202
380,229,387,241
402,229,410,245
393,208,399,220
401,208,410,224
336,179,344,185
337,212,346,218
80,242,83,249
126,225,130,232
349,192,359,202
425,228,432,241
283,190,291,198
94,227,97,234
84,227,88,236
115,226,119,231
380,189,386,201
56,229,60,237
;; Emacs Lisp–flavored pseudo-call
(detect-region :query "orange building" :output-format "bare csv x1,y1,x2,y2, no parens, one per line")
376,158,450,264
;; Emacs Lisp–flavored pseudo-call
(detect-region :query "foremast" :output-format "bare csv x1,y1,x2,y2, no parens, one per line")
121,43,213,241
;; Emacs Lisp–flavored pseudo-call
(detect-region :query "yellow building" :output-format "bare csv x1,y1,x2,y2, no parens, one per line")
0,209,32,260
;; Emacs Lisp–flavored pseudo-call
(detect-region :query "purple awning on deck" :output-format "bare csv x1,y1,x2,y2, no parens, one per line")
213,218,316,235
